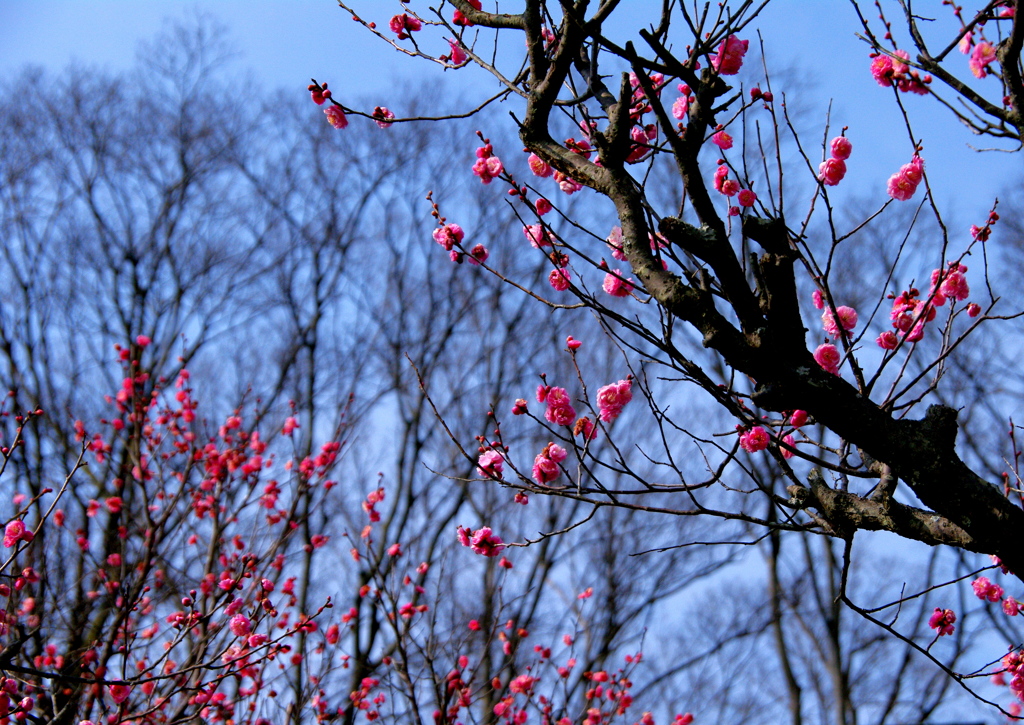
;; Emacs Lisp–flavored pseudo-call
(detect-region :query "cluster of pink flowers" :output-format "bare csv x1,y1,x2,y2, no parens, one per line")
886,155,925,201
814,343,842,375
878,261,974,349
432,223,465,251
973,576,1005,602
603,270,634,297
372,106,395,128
596,378,633,423
672,83,693,120
389,13,422,39
473,143,504,184
539,385,576,425
869,50,931,94
712,166,757,209
456,525,505,557
532,442,568,484
309,82,331,105
711,35,748,75
738,426,770,453
818,136,852,186
477,449,505,479
928,607,956,636
2,520,33,548
821,305,858,339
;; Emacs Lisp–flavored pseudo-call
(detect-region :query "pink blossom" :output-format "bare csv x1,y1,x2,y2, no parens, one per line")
928,607,956,636
457,526,505,557
596,378,633,423
544,387,576,426
939,271,969,301
818,158,847,186
887,156,924,201
229,614,252,637
830,136,853,160
739,426,770,453
387,542,402,557
870,54,895,86
389,13,422,39
449,40,468,67
432,223,465,251
372,106,395,128
972,576,1004,602
603,271,634,297
467,243,489,265
780,434,796,459
524,224,553,248
472,155,504,184
821,305,858,338
282,416,299,435
549,268,571,291
1005,597,1022,616
477,450,504,479
3,521,29,548
789,410,808,427
532,453,560,484
719,178,739,197
528,153,553,177
969,41,996,78
737,189,757,207
607,226,626,261
574,416,598,441
711,35,749,75
535,198,553,215
324,105,348,130
711,131,733,150
108,684,131,704
509,674,537,695
453,0,482,26
672,96,690,120
566,336,582,351
814,343,841,375
812,289,825,310
967,302,982,317
554,171,582,194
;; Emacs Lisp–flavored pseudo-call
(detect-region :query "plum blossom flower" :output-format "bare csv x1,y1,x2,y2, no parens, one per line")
596,378,633,423
739,426,770,453
524,224,553,248
821,305,858,338
972,576,1004,602
711,131,733,150
603,271,634,297
432,223,464,251
108,684,131,704
453,0,482,26
389,13,422,39
535,197,552,215
477,450,504,479
3,520,31,548
969,41,996,78
324,105,348,130
229,614,252,637
532,443,567,484
544,387,576,426
780,434,797,459
737,189,757,207
607,226,626,261
830,136,853,160
574,416,598,441
448,40,468,66
457,526,505,557
814,343,841,375
818,158,847,186
711,35,749,75
928,607,956,636
549,268,571,291
472,153,504,184
467,243,489,265
372,106,395,128
887,156,925,201
528,153,553,177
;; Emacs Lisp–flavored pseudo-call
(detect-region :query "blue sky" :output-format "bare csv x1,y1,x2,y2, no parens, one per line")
1,2,1017,219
